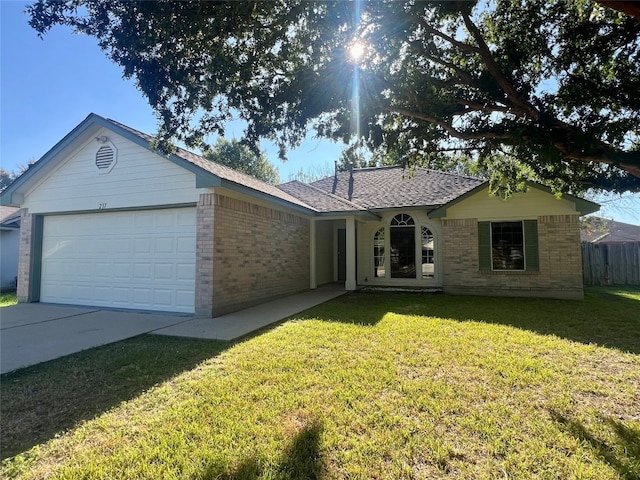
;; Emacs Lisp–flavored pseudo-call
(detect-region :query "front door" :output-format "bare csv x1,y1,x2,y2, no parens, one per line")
337,228,346,281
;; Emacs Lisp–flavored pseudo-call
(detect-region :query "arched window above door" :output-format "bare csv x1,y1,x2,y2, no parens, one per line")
391,214,415,226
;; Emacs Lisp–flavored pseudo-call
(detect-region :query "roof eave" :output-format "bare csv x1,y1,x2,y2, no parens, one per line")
218,179,317,215
316,209,381,220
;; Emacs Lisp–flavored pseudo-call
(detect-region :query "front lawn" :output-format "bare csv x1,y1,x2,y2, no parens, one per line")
1,287,639,479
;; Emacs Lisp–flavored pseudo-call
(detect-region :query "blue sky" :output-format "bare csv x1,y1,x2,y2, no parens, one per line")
1,1,638,224
0,1,342,182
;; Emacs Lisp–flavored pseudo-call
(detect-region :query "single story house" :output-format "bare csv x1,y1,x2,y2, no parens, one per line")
0,113,599,315
0,206,21,291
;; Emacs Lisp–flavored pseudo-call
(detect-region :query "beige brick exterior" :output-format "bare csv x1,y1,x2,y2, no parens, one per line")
195,194,216,316
442,214,584,300
16,208,33,302
196,193,310,317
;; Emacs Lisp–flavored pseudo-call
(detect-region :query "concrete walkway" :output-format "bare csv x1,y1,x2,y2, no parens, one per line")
0,285,345,374
153,284,346,340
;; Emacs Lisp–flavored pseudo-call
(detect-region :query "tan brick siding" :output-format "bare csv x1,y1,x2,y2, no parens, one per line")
207,194,310,316
442,215,584,300
195,194,216,316
16,208,32,302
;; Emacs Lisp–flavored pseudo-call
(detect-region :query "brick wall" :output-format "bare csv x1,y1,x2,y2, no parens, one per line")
195,194,216,316
16,208,32,302
205,193,310,316
442,215,584,300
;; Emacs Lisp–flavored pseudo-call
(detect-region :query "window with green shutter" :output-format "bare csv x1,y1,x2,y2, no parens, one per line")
523,220,539,271
478,220,539,272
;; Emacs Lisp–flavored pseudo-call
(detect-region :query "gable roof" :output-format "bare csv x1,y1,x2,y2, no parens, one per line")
581,218,640,243
0,113,599,219
429,181,600,218
0,113,314,213
108,119,314,211
307,166,483,211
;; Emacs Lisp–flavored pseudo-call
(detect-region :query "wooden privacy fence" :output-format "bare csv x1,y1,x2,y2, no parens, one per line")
582,242,640,285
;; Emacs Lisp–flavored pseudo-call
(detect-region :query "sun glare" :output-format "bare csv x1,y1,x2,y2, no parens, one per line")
348,41,366,63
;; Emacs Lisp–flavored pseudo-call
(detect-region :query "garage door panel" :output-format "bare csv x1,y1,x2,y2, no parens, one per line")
41,208,196,313
112,287,130,304
154,264,174,280
155,237,174,254
95,263,112,278
176,263,194,281
113,263,131,279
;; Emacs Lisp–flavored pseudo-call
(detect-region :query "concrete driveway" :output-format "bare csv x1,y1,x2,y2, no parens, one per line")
0,304,191,374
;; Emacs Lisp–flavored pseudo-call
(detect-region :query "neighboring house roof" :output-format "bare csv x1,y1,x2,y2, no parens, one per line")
581,218,640,243
307,166,483,210
0,206,20,229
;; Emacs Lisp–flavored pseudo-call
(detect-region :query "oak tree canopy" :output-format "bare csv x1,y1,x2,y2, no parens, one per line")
28,0,640,193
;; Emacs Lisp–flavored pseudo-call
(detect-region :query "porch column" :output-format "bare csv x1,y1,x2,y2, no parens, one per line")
345,216,357,290
309,218,317,289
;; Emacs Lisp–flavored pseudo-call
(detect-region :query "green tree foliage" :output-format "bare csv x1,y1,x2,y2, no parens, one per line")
27,0,640,193
0,169,14,192
204,138,279,184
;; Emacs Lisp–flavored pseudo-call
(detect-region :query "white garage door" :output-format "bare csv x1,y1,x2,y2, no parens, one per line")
41,208,196,313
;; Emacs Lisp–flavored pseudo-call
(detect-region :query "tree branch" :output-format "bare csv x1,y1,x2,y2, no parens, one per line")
452,97,510,114
389,106,512,140
416,17,481,54
457,1,540,121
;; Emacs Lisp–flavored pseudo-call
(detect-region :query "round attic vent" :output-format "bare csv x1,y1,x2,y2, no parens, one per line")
95,144,117,173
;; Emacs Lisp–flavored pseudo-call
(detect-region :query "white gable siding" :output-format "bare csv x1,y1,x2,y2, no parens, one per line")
23,128,205,214
445,187,578,220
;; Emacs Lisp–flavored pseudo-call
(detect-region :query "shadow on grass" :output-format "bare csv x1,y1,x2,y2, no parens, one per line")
297,286,640,354
551,411,640,480
200,419,324,480
0,335,229,460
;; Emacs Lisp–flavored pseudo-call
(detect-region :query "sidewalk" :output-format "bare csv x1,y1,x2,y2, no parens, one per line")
153,284,346,341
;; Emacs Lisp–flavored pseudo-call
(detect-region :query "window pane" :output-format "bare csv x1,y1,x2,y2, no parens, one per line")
374,228,385,278
491,222,524,270
421,227,434,278
391,226,415,278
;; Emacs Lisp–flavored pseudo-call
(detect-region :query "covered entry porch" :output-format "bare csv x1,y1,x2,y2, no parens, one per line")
309,210,444,293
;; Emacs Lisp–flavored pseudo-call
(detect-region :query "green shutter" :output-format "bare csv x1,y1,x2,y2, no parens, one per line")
524,220,539,271
478,221,491,271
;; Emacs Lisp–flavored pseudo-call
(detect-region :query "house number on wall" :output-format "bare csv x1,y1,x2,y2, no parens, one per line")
98,203,107,210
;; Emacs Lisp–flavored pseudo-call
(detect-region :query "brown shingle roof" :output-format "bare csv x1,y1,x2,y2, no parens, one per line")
277,180,368,213
309,166,483,210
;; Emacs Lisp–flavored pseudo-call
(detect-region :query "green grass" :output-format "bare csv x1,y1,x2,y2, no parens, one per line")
0,292,17,307
1,287,639,479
